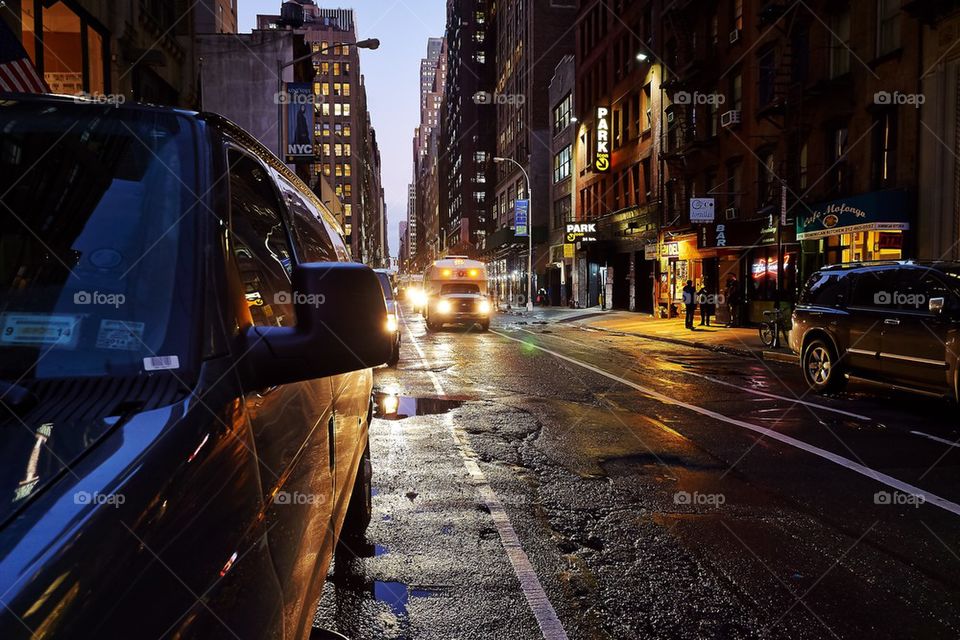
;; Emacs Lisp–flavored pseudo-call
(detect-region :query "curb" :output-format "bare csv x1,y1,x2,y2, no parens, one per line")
582,324,798,364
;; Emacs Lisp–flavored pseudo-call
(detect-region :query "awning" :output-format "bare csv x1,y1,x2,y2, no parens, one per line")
796,190,912,240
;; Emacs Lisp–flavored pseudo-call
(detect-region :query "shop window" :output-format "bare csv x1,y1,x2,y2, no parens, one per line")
21,1,107,95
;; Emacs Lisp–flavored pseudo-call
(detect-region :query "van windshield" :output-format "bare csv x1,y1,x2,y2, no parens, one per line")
0,102,199,380
441,283,481,295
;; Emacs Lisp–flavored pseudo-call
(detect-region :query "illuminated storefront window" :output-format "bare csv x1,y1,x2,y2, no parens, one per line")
21,0,109,95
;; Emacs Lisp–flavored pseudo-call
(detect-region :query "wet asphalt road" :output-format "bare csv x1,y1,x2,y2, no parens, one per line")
313,304,960,640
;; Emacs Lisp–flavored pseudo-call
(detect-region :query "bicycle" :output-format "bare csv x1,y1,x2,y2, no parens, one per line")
759,307,792,349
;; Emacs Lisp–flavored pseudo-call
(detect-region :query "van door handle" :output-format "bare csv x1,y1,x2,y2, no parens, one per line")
885,318,900,326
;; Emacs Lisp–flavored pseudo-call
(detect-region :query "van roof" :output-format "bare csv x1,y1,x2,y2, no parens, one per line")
429,258,486,268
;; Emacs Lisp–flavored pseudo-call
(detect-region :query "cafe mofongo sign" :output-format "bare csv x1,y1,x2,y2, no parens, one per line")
796,190,912,241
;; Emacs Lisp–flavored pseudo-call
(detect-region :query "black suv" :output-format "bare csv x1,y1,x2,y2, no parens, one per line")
790,261,960,399
0,96,391,638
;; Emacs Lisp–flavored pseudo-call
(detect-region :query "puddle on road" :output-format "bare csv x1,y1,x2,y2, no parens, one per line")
373,393,466,420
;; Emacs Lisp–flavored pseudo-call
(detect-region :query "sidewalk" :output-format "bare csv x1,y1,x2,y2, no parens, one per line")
565,310,798,363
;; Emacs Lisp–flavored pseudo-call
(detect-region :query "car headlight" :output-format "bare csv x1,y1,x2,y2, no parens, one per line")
437,299,452,314
478,300,491,314
413,290,427,306
386,313,398,333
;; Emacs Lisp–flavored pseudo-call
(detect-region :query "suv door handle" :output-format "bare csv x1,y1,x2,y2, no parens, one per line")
884,318,900,326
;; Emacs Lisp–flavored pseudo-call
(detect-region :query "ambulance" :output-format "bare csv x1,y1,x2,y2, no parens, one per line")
422,257,492,332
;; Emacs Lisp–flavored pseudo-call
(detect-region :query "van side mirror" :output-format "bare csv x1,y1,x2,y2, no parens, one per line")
237,263,392,391
929,297,946,315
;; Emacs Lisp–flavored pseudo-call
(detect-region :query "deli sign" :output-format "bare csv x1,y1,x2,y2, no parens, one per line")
595,106,611,172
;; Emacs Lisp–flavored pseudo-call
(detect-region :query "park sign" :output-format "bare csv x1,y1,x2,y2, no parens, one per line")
595,106,611,172
565,222,597,243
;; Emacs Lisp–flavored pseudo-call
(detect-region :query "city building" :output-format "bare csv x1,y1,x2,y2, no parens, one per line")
912,0,960,261
4,0,221,107
412,36,447,270
258,3,387,265
194,0,239,34
399,220,409,270
546,54,576,307
487,0,577,307
573,0,663,312
437,0,496,257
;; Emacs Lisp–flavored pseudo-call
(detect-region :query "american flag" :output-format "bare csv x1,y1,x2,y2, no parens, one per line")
0,18,48,93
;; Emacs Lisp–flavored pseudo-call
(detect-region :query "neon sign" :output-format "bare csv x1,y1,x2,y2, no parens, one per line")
595,106,610,172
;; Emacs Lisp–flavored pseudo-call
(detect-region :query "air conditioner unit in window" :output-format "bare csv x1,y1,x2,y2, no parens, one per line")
725,207,739,220
729,29,741,44
720,110,741,128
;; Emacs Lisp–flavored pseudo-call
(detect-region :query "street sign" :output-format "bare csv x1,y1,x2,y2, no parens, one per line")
689,197,716,223
514,199,529,237
563,243,574,258
595,106,611,172
644,244,658,260
285,82,314,160
780,182,788,226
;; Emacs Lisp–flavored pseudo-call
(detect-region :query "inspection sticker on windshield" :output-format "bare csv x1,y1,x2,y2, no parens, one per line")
1,314,80,347
96,320,144,351
144,355,180,372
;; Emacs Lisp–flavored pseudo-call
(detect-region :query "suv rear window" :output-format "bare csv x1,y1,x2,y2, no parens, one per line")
799,271,848,307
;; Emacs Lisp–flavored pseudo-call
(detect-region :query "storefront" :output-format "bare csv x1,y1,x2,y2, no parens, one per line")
652,234,703,317
797,190,913,278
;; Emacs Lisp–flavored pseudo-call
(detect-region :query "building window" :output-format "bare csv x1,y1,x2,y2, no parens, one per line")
553,92,573,134
799,143,808,190
872,110,897,188
727,161,742,211
554,145,572,183
828,125,850,194
641,158,652,201
877,0,901,56
21,0,109,95
642,83,652,131
731,72,742,111
758,48,776,107
554,197,572,228
758,151,776,206
830,10,851,78
732,0,743,33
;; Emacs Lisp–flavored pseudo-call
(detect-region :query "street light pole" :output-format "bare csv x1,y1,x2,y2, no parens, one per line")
494,156,534,312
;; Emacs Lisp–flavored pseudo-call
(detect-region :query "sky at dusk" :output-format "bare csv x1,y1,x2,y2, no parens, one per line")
239,1,446,261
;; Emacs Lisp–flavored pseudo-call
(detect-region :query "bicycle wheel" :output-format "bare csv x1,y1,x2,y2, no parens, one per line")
759,322,775,347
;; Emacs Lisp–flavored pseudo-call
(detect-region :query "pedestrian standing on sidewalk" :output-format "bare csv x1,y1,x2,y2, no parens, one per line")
682,280,697,330
697,283,712,326
725,276,741,327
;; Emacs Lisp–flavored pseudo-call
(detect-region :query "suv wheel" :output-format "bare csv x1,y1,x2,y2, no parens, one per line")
802,339,847,393
338,438,372,549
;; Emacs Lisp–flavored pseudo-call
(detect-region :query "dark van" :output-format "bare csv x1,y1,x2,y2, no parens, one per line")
790,261,960,399
0,96,391,638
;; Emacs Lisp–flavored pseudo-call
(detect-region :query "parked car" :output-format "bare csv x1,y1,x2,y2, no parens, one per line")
374,269,402,366
790,261,960,399
0,96,392,639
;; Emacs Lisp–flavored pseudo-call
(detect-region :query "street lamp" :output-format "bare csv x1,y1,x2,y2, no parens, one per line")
276,38,380,161
494,156,534,312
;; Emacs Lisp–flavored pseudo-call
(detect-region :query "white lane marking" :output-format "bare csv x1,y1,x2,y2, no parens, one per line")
404,318,569,640
493,329,960,518
516,327,873,421
910,431,960,449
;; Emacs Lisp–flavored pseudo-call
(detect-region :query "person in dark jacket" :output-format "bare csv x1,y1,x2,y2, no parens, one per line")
682,280,697,330
725,275,741,327
697,283,712,326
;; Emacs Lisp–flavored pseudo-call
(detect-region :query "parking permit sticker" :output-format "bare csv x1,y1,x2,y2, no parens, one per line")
1,314,80,347
96,320,145,351
143,355,180,372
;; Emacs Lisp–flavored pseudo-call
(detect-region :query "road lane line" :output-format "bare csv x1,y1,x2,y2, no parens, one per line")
910,431,960,448
515,327,873,421
403,318,569,640
493,329,960,518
